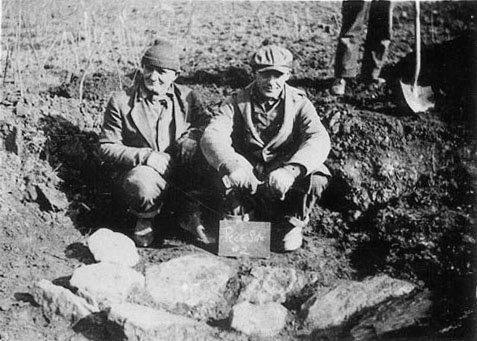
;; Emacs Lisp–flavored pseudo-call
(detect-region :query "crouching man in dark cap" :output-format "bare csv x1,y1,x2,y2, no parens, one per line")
99,38,210,247
200,45,331,252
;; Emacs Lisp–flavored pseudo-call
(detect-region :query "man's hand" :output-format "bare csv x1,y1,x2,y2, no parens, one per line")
177,137,197,164
145,151,171,175
268,167,297,200
227,167,263,194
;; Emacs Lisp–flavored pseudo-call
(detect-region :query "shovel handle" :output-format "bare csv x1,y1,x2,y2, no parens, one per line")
413,0,421,89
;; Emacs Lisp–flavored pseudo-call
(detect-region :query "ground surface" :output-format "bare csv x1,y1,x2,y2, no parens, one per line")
0,1,476,340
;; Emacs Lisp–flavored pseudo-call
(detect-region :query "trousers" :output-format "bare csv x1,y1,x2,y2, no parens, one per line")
334,0,393,79
114,158,217,227
117,165,167,218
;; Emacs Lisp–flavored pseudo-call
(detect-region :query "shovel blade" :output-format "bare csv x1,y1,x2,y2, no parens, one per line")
400,80,435,113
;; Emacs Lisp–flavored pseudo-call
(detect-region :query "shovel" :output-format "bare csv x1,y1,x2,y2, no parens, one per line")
399,0,434,113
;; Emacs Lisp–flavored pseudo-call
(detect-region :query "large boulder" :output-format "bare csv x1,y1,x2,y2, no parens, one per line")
230,301,288,337
145,254,235,310
70,263,144,309
108,303,219,341
32,279,99,324
350,290,432,340
301,275,416,330
237,266,305,304
87,228,140,267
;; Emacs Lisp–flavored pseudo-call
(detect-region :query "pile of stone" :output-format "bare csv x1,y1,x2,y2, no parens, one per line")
31,228,424,340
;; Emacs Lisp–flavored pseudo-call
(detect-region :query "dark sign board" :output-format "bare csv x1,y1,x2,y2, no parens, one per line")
218,219,271,259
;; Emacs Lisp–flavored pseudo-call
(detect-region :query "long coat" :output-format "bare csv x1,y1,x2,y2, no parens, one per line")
200,82,331,178
99,81,207,169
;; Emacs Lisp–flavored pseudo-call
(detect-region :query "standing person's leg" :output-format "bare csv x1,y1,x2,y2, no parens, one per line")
332,0,371,95
361,0,393,82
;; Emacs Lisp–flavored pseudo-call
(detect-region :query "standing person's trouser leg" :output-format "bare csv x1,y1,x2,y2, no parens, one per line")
361,0,393,80
334,0,371,79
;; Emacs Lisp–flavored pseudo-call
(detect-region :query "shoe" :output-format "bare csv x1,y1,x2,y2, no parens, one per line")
180,220,215,244
282,217,305,251
271,217,305,252
365,77,386,90
133,218,154,247
283,226,303,251
330,78,346,96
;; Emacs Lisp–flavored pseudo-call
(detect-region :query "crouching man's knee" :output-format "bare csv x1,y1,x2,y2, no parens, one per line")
119,165,168,217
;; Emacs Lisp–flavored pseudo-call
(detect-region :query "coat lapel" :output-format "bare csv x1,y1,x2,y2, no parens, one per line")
237,84,264,147
172,85,187,141
263,84,295,155
130,96,156,149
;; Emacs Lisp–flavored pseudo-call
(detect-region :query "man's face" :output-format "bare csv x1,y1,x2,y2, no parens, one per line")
142,64,178,96
255,69,290,99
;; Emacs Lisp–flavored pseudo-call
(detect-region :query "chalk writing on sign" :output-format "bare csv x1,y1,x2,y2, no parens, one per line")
218,220,270,259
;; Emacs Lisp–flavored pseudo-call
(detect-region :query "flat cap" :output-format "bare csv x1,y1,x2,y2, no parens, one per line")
250,45,293,73
141,38,180,71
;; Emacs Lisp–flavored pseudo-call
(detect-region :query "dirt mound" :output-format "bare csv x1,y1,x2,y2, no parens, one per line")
389,31,477,124
45,69,132,102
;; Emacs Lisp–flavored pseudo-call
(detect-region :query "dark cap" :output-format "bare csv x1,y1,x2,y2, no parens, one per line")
250,45,293,73
141,38,180,71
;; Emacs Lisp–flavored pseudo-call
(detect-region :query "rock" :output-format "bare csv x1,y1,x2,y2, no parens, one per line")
350,290,432,340
108,303,218,341
230,301,288,337
145,254,235,309
301,275,416,330
238,266,305,304
87,228,139,267
68,334,91,341
70,263,144,309
15,100,30,117
36,183,69,211
32,279,99,324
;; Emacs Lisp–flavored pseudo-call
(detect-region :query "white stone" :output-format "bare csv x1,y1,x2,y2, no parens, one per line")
145,254,235,309
70,263,144,309
301,275,416,330
230,301,288,337
108,303,218,341
238,266,305,304
87,228,139,267
32,279,99,324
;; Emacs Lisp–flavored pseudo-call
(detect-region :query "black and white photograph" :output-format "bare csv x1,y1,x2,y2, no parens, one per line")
0,0,475,340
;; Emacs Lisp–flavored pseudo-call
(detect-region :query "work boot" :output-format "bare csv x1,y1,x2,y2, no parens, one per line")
271,217,305,252
179,219,215,244
282,217,305,251
133,218,154,247
366,77,386,90
330,78,346,96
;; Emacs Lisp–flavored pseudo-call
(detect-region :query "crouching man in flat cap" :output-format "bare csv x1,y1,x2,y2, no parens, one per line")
99,39,210,247
201,45,331,252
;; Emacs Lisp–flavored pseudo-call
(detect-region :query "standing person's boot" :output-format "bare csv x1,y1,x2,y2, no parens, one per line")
365,76,386,90
330,78,347,96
